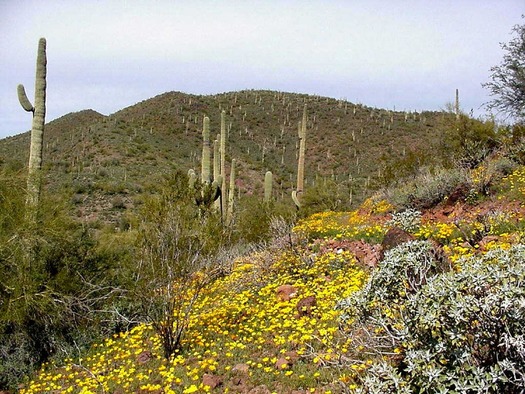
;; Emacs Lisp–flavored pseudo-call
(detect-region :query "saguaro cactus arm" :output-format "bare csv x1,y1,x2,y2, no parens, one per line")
17,84,34,112
220,110,228,215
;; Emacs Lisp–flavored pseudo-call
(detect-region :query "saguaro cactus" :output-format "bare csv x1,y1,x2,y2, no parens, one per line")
201,116,211,183
264,171,273,202
292,104,307,208
188,117,221,213
18,37,47,221
226,159,236,225
220,110,227,214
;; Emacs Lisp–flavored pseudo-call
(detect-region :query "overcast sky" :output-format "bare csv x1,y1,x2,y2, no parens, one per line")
0,0,523,139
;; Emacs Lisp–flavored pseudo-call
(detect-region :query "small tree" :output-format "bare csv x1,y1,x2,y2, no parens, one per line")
132,172,218,359
483,18,525,121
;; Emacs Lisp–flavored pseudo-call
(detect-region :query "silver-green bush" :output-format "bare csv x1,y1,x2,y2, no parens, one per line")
386,208,422,233
338,242,525,393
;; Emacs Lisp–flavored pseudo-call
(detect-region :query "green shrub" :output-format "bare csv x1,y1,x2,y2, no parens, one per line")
0,170,133,391
299,178,353,217
383,166,470,210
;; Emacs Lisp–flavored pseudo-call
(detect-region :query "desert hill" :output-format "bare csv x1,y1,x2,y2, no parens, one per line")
0,90,451,224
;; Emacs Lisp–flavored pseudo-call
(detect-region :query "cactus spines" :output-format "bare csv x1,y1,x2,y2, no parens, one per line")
292,104,307,208
201,116,211,183
264,171,273,202
19,37,47,219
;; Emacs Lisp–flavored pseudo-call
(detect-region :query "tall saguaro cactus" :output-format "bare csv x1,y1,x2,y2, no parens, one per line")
190,116,222,216
227,159,236,225
201,116,212,183
18,37,47,221
292,104,307,208
220,110,227,214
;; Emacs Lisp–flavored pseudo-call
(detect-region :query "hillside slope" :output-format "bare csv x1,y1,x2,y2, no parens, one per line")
18,159,525,393
1,90,450,224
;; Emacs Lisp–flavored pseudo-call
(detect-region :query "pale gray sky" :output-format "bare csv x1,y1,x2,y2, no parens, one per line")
0,0,523,138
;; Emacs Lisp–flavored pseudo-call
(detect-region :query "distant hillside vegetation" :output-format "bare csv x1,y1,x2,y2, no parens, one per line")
0,90,452,224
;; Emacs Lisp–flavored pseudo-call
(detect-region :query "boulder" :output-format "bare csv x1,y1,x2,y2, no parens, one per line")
296,295,317,317
276,284,297,301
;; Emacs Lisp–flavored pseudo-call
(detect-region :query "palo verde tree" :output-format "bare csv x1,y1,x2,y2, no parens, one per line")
483,17,525,122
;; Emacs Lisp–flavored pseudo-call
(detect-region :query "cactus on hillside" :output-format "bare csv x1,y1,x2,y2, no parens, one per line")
264,171,273,202
18,37,47,221
292,104,307,208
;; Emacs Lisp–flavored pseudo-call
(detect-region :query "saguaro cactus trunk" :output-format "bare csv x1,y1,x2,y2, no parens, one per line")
227,159,236,225
220,110,228,214
201,116,211,183
18,37,47,221
292,104,307,208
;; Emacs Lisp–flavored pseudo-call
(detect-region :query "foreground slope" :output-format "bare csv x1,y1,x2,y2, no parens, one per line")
20,162,525,393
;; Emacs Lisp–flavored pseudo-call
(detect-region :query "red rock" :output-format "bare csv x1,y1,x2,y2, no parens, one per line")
380,227,416,258
248,385,271,394
232,363,250,373
296,295,317,317
348,240,382,268
284,350,300,363
479,235,500,250
275,357,290,369
202,373,223,389
276,284,297,301
136,350,153,364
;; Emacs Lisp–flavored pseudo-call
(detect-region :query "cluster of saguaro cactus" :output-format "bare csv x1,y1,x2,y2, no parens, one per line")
18,37,47,222
189,112,237,223
292,104,307,208
189,116,222,212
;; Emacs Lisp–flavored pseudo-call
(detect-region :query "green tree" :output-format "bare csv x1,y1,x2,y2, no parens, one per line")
483,17,525,121
129,171,224,359
0,168,128,390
